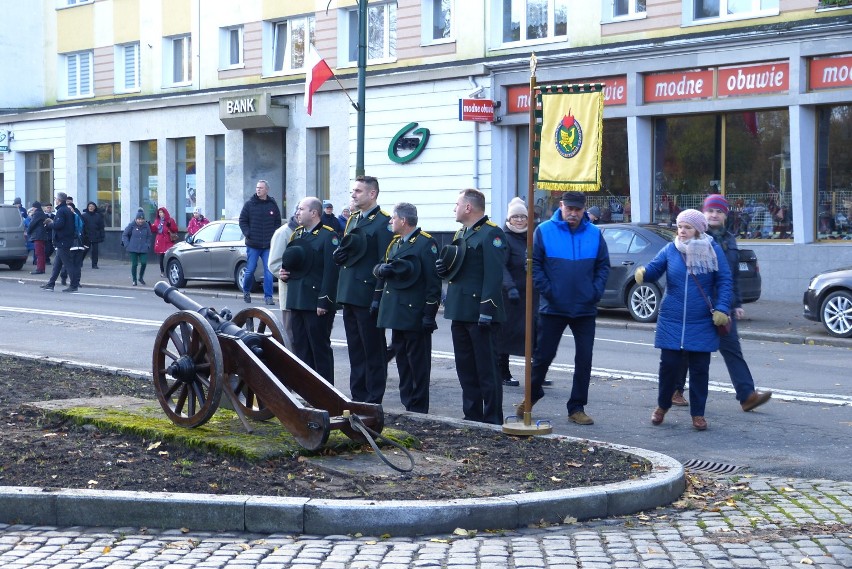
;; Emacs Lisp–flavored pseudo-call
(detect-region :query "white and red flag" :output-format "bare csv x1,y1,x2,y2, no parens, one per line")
304,44,334,116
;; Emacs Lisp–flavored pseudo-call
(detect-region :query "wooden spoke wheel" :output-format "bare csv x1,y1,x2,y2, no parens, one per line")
228,307,287,421
153,310,224,427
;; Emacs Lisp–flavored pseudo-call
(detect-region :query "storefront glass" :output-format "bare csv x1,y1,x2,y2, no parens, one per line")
139,140,157,222
86,143,120,228
816,104,852,241
653,109,792,239
214,135,225,221
175,137,196,227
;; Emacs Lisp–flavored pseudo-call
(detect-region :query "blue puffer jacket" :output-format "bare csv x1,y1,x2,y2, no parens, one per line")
532,209,609,318
643,240,733,352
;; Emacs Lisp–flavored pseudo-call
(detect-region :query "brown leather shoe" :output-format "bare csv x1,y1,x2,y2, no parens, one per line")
515,401,528,419
651,407,667,425
671,390,688,406
568,411,594,425
692,416,708,431
741,390,772,412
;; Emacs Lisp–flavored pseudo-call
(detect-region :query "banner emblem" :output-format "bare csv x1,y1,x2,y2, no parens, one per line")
555,112,583,159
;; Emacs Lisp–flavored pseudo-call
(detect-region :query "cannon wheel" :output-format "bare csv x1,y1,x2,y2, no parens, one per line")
228,307,287,421
153,310,224,427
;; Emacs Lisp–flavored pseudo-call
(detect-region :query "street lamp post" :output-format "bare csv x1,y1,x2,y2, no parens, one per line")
356,0,367,177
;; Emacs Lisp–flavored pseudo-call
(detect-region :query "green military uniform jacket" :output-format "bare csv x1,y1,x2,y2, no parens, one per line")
284,223,340,312
376,228,441,332
443,216,508,323
337,205,393,307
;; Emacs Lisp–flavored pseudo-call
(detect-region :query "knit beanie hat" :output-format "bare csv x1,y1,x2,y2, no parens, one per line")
676,209,708,234
507,197,528,219
135,209,146,220
702,194,730,215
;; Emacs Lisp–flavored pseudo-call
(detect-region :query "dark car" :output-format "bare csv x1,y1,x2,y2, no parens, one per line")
803,266,852,338
162,220,264,290
598,223,762,322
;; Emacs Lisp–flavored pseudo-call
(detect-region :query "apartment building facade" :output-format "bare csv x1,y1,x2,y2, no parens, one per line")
0,1,850,299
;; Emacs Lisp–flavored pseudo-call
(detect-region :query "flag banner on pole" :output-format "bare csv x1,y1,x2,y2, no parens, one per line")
534,84,604,192
305,44,334,116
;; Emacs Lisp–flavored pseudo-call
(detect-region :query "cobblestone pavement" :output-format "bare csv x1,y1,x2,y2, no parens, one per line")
1,475,850,568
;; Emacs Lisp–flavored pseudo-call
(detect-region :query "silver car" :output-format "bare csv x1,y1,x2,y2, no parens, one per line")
163,220,265,290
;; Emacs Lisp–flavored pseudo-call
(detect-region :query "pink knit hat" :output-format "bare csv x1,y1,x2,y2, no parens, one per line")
676,209,708,233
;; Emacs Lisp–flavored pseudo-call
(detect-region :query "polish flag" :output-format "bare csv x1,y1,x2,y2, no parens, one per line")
305,44,333,116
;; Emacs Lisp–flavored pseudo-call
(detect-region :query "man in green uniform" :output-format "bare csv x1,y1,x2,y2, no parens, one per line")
437,188,507,425
278,197,339,384
333,175,394,404
373,202,441,413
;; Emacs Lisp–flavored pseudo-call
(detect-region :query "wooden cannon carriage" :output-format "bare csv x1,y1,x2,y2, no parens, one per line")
151,281,384,450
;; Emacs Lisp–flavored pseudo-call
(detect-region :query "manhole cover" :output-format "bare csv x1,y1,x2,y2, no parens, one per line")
682,459,745,474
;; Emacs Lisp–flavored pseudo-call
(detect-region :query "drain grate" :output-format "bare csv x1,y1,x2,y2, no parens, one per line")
682,459,745,474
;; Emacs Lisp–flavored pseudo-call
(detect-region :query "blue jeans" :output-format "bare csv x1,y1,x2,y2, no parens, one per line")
531,313,596,415
243,246,273,298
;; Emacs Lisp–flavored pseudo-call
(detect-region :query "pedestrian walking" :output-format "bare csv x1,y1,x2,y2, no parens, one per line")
333,175,393,405
373,202,441,413
81,201,105,269
239,180,281,305
122,209,153,286
438,188,507,425
26,202,48,274
41,192,82,292
635,208,733,431
518,191,610,426
151,207,179,277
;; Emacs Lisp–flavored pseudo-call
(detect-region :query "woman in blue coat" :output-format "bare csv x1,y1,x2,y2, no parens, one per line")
635,209,733,431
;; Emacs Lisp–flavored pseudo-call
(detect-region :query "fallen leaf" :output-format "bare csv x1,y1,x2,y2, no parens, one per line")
102,546,111,554
550,476,562,482
87,480,98,486
147,441,161,451
453,528,470,536
565,461,583,468
563,516,577,524
429,538,449,543
800,558,814,565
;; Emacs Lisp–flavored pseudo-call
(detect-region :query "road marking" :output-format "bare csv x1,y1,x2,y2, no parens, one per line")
0,306,159,327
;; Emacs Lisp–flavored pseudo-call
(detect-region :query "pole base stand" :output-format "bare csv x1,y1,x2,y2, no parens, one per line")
502,414,553,436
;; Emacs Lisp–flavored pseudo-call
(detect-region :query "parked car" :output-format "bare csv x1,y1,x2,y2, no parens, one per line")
162,220,265,290
597,223,762,322
802,266,852,338
0,204,28,270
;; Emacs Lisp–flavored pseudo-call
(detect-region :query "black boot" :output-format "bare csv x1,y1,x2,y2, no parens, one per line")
499,353,518,387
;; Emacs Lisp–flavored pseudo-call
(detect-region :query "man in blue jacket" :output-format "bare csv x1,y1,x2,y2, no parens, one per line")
518,191,610,425
239,179,282,305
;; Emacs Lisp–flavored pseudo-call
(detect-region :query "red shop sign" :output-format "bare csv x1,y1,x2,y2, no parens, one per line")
718,62,788,97
505,76,627,114
810,54,852,90
644,69,714,102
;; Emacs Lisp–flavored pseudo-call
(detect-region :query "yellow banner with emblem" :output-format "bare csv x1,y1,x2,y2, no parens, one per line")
535,85,604,192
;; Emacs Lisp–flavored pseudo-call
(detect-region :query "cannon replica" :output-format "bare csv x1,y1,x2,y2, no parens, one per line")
151,281,384,451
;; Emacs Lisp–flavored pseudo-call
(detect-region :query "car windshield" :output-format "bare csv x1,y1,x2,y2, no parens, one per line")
644,226,675,242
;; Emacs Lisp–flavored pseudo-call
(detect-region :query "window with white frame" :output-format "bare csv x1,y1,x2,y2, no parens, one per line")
615,0,646,18
164,34,192,86
270,14,315,73
422,0,452,43
220,25,243,69
498,0,568,45
63,51,93,99
344,2,397,64
115,42,140,92
686,0,779,23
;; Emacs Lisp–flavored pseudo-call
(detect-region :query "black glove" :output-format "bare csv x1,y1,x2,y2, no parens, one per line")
422,315,438,333
435,259,447,277
507,288,521,305
373,263,393,279
332,247,349,265
369,299,380,316
478,314,492,329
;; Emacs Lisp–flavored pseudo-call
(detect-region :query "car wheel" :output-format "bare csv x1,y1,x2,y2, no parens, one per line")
7,260,25,270
820,290,852,338
627,281,661,323
235,262,248,291
167,259,187,288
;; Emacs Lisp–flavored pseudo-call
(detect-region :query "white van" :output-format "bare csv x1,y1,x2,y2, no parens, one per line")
0,204,28,270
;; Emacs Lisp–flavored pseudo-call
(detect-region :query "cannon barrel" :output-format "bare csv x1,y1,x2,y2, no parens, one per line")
155,281,206,313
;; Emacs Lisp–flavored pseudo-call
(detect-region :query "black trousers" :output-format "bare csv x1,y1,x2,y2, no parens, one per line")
450,320,502,425
82,241,100,267
48,248,81,288
342,304,387,404
290,309,336,384
390,328,432,413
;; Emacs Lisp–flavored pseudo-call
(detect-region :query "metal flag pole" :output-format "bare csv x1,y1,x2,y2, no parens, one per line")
503,53,552,437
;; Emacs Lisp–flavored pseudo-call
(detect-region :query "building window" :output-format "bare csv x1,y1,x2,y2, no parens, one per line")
652,110,792,240
816,105,852,241
25,152,54,207
220,25,243,69
214,135,225,221
139,141,158,222
86,143,121,228
345,2,397,64
165,35,192,86
422,0,452,43
269,15,315,73
315,128,330,201
115,42,140,93
499,0,568,45
63,51,93,99
602,0,646,22
175,138,196,227
685,0,779,24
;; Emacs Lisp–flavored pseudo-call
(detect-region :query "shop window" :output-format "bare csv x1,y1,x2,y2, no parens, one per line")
115,43,140,93
139,140,158,222
596,118,631,223
602,0,646,23
422,0,453,43
220,26,243,69
214,135,225,221
164,35,192,86
62,51,93,99
86,143,121,228
315,128,330,201
652,110,792,240
25,152,54,207
175,138,196,227
816,104,852,241
496,0,568,45
684,0,778,24
269,15,315,74
343,2,397,65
